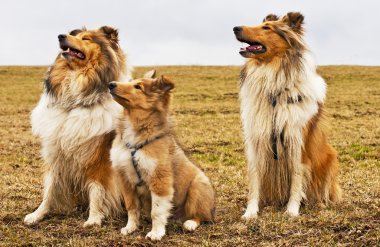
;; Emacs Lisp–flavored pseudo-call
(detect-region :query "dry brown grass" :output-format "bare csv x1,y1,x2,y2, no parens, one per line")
0,65,379,246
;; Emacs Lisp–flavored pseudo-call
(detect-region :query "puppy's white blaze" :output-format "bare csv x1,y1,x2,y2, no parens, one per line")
84,182,106,227
183,220,199,231
147,192,173,240
134,151,158,181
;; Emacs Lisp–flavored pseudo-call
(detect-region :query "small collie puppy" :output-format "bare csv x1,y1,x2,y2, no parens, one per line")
24,26,132,227
233,12,341,219
109,71,215,241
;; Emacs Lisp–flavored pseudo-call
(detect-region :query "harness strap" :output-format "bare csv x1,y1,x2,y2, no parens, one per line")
126,132,167,186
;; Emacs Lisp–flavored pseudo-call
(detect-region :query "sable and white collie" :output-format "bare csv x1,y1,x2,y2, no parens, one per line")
233,12,341,219
109,71,215,241
24,26,132,227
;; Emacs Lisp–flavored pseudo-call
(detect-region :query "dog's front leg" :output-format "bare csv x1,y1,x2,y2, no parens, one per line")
285,160,305,217
120,183,140,235
146,177,173,242
24,171,54,225
83,182,106,227
242,143,260,220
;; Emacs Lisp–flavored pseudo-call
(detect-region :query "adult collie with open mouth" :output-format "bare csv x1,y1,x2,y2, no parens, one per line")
24,26,132,227
233,12,341,219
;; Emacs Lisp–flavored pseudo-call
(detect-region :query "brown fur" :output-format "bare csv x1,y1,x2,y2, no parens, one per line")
110,73,215,236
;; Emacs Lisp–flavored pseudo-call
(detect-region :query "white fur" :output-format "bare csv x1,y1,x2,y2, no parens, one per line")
83,182,106,227
240,52,326,219
146,193,173,241
183,220,199,231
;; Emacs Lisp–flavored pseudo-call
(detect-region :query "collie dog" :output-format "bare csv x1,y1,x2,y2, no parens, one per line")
233,12,341,219
109,71,215,240
24,26,132,227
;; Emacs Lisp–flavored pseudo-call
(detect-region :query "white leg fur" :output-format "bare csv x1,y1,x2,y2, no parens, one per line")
146,193,173,241
121,208,140,235
285,163,304,217
83,182,106,227
24,172,54,225
242,143,260,220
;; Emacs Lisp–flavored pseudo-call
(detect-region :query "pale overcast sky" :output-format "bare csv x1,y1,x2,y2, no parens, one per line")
1,0,379,66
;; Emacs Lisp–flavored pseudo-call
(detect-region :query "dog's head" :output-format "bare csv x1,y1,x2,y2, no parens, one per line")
109,70,174,113
57,26,120,68
233,12,305,63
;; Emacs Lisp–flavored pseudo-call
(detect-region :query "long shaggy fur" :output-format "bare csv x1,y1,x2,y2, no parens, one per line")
24,26,131,227
235,12,341,218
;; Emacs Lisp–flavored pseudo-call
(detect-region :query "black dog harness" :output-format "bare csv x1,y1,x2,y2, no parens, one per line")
126,132,167,186
270,94,303,160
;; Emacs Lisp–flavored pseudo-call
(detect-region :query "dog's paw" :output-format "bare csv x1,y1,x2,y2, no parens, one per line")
285,202,300,217
183,220,199,231
24,212,42,225
241,211,258,221
83,217,102,228
284,209,300,217
145,229,165,241
121,223,138,235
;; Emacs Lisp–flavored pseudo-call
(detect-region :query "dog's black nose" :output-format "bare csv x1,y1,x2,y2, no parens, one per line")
58,34,67,41
108,82,117,90
233,26,243,33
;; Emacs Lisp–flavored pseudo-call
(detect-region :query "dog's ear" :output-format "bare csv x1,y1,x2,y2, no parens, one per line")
143,69,156,79
282,12,304,33
263,14,279,22
156,75,174,92
99,26,119,43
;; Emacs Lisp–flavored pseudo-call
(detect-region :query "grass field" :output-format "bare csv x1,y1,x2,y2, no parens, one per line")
0,65,379,246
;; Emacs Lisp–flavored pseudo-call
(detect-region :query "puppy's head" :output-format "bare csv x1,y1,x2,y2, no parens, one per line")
233,12,305,63
109,70,174,112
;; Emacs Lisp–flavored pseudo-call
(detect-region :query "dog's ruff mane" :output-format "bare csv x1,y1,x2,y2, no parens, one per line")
240,50,326,205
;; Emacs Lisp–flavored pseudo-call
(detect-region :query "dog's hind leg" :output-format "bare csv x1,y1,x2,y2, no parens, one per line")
24,171,55,225
83,182,106,227
242,143,261,220
183,172,214,231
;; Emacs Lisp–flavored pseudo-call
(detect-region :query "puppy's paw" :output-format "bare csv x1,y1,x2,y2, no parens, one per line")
121,223,138,235
145,229,165,241
83,216,102,228
24,212,42,225
241,211,258,221
183,220,199,231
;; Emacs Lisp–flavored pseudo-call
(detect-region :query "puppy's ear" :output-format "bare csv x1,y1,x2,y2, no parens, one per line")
263,14,279,22
156,76,174,92
99,26,119,43
143,69,156,79
282,12,304,33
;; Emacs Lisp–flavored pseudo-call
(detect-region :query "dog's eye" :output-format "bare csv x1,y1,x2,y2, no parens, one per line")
82,37,91,41
134,85,142,90
262,26,271,30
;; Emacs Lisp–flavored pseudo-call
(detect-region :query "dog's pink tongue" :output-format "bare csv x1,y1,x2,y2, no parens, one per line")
246,44,263,52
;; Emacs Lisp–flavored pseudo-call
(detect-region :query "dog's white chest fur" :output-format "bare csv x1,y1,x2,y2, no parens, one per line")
240,55,326,155
31,93,122,164
111,127,157,186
